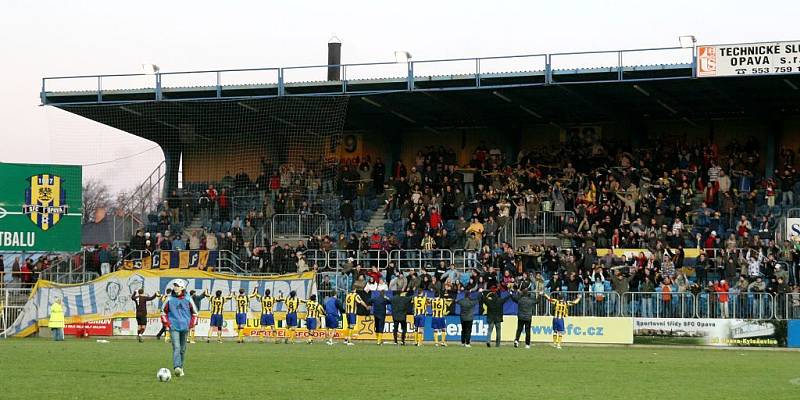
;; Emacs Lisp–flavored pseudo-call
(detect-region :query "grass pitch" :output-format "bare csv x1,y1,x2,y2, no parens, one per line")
1,338,798,399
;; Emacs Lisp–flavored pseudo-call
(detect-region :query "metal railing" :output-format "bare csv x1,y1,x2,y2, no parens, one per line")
41,46,697,104
1,287,32,338
775,292,800,320
389,249,453,271
512,211,577,244
530,291,622,317
271,213,329,242
624,291,776,319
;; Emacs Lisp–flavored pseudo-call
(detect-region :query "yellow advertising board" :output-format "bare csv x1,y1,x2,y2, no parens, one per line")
242,315,415,341
501,316,633,344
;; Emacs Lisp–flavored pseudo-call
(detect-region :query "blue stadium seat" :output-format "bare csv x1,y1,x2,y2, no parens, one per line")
384,222,394,233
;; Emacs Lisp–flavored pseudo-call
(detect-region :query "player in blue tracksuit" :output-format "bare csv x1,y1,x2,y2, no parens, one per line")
367,291,390,345
323,295,345,345
161,282,197,377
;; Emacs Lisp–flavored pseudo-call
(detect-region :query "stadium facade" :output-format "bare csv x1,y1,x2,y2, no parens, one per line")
41,41,800,196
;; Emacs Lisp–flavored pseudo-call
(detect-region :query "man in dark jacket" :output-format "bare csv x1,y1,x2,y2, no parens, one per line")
456,289,480,347
511,288,536,348
390,291,413,345
481,288,511,347
367,291,390,345
340,200,355,234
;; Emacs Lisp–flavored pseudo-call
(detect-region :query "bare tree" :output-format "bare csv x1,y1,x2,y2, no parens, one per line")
82,179,111,223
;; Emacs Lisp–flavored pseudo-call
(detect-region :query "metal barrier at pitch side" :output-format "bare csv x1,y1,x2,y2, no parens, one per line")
1,288,32,338
537,291,622,317
775,292,800,320
624,291,776,319
623,291,697,319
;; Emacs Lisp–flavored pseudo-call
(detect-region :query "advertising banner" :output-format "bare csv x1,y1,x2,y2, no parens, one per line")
697,41,800,77
0,162,82,252
5,269,316,337
787,320,800,348
64,320,113,336
785,218,800,241
121,250,219,270
422,316,489,342
633,318,784,347
501,316,633,344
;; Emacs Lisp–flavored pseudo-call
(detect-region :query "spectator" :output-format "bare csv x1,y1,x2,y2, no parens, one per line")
98,246,112,275
49,297,65,341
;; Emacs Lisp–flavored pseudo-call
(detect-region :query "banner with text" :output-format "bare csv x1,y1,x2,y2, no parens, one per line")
6,269,316,337
633,318,784,347
501,316,633,344
121,250,220,270
697,41,800,77
786,218,800,241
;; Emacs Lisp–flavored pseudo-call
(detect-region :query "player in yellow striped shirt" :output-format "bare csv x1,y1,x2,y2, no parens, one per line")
431,293,453,347
232,288,251,343
276,291,301,343
301,295,325,344
544,292,580,349
343,289,367,345
250,287,277,343
412,290,430,346
205,290,230,343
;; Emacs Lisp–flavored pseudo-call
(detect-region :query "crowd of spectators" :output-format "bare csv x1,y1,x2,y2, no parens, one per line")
112,133,800,320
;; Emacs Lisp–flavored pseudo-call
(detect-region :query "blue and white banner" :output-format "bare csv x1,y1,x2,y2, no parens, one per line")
6,269,316,337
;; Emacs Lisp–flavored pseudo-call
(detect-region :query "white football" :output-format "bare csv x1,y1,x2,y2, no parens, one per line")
157,368,172,382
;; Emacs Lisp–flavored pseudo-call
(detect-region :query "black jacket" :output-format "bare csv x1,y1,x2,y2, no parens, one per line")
481,291,511,323
390,295,412,320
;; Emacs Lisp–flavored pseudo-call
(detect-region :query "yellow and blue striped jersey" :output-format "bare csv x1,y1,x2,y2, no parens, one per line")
413,295,429,316
234,294,250,314
208,295,227,315
259,296,275,314
550,299,573,319
345,293,361,314
281,296,301,313
431,297,451,318
305,300,324,319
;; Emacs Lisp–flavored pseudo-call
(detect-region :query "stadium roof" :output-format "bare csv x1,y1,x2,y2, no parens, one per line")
41,46,800,132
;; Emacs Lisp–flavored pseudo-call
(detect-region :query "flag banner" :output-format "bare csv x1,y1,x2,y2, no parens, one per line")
5,269,316,337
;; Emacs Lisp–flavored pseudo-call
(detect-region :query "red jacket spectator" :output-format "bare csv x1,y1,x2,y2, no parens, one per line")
20,261,32,284
218,192,230,209
369,233,383,250
714,280,730,303
269,175,281,191
704,233,717,249
429,210,442,230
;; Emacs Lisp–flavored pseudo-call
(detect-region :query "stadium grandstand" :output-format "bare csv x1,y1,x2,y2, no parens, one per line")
4,39,800,339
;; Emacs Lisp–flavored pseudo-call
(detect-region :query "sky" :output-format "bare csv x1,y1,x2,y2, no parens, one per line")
0,0,797,193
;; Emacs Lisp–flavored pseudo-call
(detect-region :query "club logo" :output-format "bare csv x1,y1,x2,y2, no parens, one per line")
23,174,69,231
